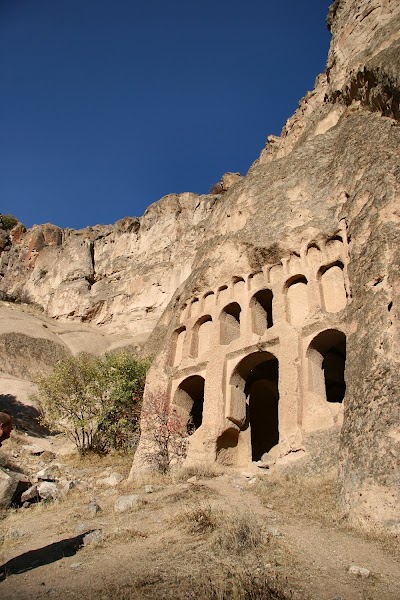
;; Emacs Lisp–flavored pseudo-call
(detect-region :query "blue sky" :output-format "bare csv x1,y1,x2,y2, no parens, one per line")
0,0,331,230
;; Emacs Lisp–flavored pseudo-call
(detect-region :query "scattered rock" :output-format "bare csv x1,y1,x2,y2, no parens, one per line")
260,453,276,467
114,494,142,514
97,472,124,487
59,479,75,495
36,465,60,482
41,451,57,462
144,485,155,493
348,565,370,578
187,476,198,483
87,498,101,514
37,481,58,500
0,469,31,509
70,562,82,569
83,529,103,546
6,528,24,541
21,485,39,503
247,477,258,486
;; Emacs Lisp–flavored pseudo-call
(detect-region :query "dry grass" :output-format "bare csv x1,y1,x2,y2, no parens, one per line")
61,449,134,471
173,463,222,482
172,501,221,534
80,560,293,600
212,510,264,554
256,470,340,526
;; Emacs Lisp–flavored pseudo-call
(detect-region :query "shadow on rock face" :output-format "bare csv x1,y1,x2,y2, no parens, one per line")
0,394,51,437
0,532,90,580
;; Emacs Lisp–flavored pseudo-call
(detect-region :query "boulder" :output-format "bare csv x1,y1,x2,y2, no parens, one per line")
0,469,31,509
37,481,58,500
114,494,142,514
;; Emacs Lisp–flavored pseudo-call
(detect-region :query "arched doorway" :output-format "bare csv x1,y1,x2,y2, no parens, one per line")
174,375,205,432
229,351,279,461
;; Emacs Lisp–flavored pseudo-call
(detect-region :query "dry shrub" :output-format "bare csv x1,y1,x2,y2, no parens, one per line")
139,389,189,473
212,511,264,554
173,502,221,534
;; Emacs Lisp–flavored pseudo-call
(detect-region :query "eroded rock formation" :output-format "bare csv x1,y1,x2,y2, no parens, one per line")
0,192,218,342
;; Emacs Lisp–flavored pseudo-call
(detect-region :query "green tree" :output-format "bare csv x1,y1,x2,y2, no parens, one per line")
0,214,19,230
34,352,151,453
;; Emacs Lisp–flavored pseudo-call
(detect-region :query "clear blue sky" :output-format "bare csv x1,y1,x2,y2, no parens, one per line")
0,0,331,230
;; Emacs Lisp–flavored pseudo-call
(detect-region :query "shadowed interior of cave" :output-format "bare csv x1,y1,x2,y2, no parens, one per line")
245,358,279,461
177,374,205,431
322,339,346,403
311,329,346,404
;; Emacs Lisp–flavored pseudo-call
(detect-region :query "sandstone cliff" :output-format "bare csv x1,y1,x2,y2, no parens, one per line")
0,192,219,341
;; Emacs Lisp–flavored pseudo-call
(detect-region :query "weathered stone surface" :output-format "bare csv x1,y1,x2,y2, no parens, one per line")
114,494,142,514
0,469,31,508
348,565,371,578
0,193,216,341
97,472,124,487
37,481,58,500
20,485,39,503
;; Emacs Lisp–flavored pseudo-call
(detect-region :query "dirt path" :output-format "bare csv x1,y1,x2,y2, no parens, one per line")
0,471,399,600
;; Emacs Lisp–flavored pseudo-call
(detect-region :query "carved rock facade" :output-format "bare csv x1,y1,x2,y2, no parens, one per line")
132,0,400,533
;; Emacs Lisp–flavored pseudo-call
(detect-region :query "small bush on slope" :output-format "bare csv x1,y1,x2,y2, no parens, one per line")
33,351,151,453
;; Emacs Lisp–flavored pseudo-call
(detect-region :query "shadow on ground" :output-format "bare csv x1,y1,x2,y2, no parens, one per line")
0,395,50,437
0,532,90,581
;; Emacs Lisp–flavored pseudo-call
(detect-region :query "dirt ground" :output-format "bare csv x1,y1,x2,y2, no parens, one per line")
0,439,399,600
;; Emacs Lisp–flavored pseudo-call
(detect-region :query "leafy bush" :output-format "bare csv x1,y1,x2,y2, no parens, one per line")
34,352,151,453
0,214,19,230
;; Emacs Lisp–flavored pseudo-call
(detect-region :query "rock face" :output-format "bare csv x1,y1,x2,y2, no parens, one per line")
0,193,216,342
131,0,400,533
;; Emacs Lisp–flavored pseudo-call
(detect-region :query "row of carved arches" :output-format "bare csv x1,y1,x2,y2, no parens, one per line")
172,329,347,462
172,291,274,365
172,262,347,366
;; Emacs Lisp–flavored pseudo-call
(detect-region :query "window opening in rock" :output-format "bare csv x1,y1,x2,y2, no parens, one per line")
319,262,347,313
251,289,273,334
174,375,205,432
309,329,346,404
220,302,241,345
